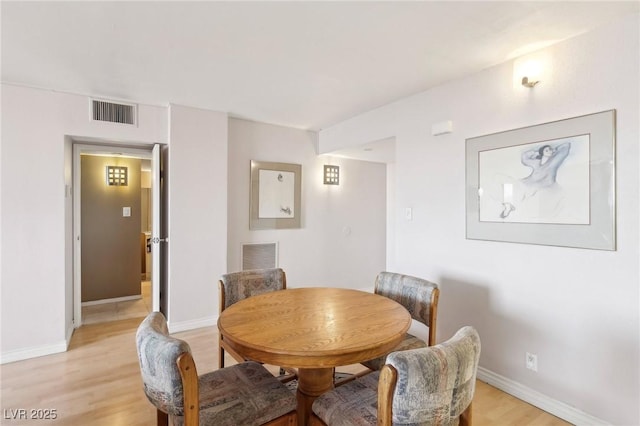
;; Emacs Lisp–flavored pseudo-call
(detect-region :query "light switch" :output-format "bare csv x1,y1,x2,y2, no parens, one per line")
123,207,131,217
405,207,413,221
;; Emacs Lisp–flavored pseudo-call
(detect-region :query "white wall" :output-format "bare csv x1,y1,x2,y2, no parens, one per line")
227,118,386,290
166,104,228,330
319,14,639,426
0,87,229,360
0,87,382,362
0,85,167,361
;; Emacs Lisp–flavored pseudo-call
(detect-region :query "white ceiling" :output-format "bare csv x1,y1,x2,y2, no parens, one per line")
2,1,638,137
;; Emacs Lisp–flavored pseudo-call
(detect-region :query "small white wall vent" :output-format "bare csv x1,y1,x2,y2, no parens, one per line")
91,99,137,125
241,242,278,270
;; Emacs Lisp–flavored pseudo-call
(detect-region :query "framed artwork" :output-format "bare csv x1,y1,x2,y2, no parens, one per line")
465,110,615,250
250,160,302,229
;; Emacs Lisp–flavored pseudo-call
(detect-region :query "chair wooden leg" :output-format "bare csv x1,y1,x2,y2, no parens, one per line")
277,371,298,384
219,346,225,368
460,401,472,426
157,409,168,426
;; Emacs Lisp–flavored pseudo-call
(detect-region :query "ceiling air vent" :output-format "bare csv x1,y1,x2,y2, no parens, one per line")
91,99,137,125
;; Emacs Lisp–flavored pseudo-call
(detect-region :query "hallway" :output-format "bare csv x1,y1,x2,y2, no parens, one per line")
81,281,151,325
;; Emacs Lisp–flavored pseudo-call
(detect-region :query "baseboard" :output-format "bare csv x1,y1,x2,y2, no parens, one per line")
1,341,67,365
81,294,142,306
66,323,75,347
168,315,217,334
1,316,213,363
477,367,610,425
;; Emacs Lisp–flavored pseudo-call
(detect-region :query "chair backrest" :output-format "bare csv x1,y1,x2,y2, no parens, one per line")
380,326,481,425
219,268,286,311
374,271,439,344
136,312,193,417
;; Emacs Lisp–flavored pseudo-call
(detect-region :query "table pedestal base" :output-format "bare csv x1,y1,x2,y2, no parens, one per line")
296,368,334,425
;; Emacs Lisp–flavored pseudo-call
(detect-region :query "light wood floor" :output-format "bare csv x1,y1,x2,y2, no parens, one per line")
0,317,571,426
81,281,152,325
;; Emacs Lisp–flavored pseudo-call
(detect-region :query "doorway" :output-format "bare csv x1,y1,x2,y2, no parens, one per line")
72,143,164,327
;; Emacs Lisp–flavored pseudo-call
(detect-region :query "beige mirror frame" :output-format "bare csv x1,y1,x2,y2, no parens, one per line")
250,160,302,229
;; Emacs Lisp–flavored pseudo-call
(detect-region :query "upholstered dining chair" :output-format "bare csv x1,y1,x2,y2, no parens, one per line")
360,271,440,371
218,268,287,368
218,268,295,379
136,312,297,426
311,326,481,426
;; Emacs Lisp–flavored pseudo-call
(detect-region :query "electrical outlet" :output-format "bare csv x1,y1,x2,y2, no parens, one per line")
526,352,538,372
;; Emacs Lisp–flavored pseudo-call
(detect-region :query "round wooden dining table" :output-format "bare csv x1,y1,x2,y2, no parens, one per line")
217,287,411,425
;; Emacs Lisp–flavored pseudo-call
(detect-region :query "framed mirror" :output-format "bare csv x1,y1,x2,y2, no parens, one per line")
250,160,302,229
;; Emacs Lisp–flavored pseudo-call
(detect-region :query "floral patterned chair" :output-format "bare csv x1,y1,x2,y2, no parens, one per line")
136,312,297,426
360,271,440,371
218,268,296,381
312,326,481,426
218,268,287,368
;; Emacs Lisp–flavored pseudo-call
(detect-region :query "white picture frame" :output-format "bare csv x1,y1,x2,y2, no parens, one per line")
465,110,616,250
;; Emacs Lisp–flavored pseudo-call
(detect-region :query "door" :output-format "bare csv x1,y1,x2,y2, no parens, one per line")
150,144,167,313
73,142,166,326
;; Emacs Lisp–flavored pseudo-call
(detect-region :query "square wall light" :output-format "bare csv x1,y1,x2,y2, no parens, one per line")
324,165,339,185
106,166,128,186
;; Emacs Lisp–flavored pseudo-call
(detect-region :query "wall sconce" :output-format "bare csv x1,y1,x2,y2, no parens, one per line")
323,165,339,185
516,57,543,88
521,76,539,88
106,166,128,186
